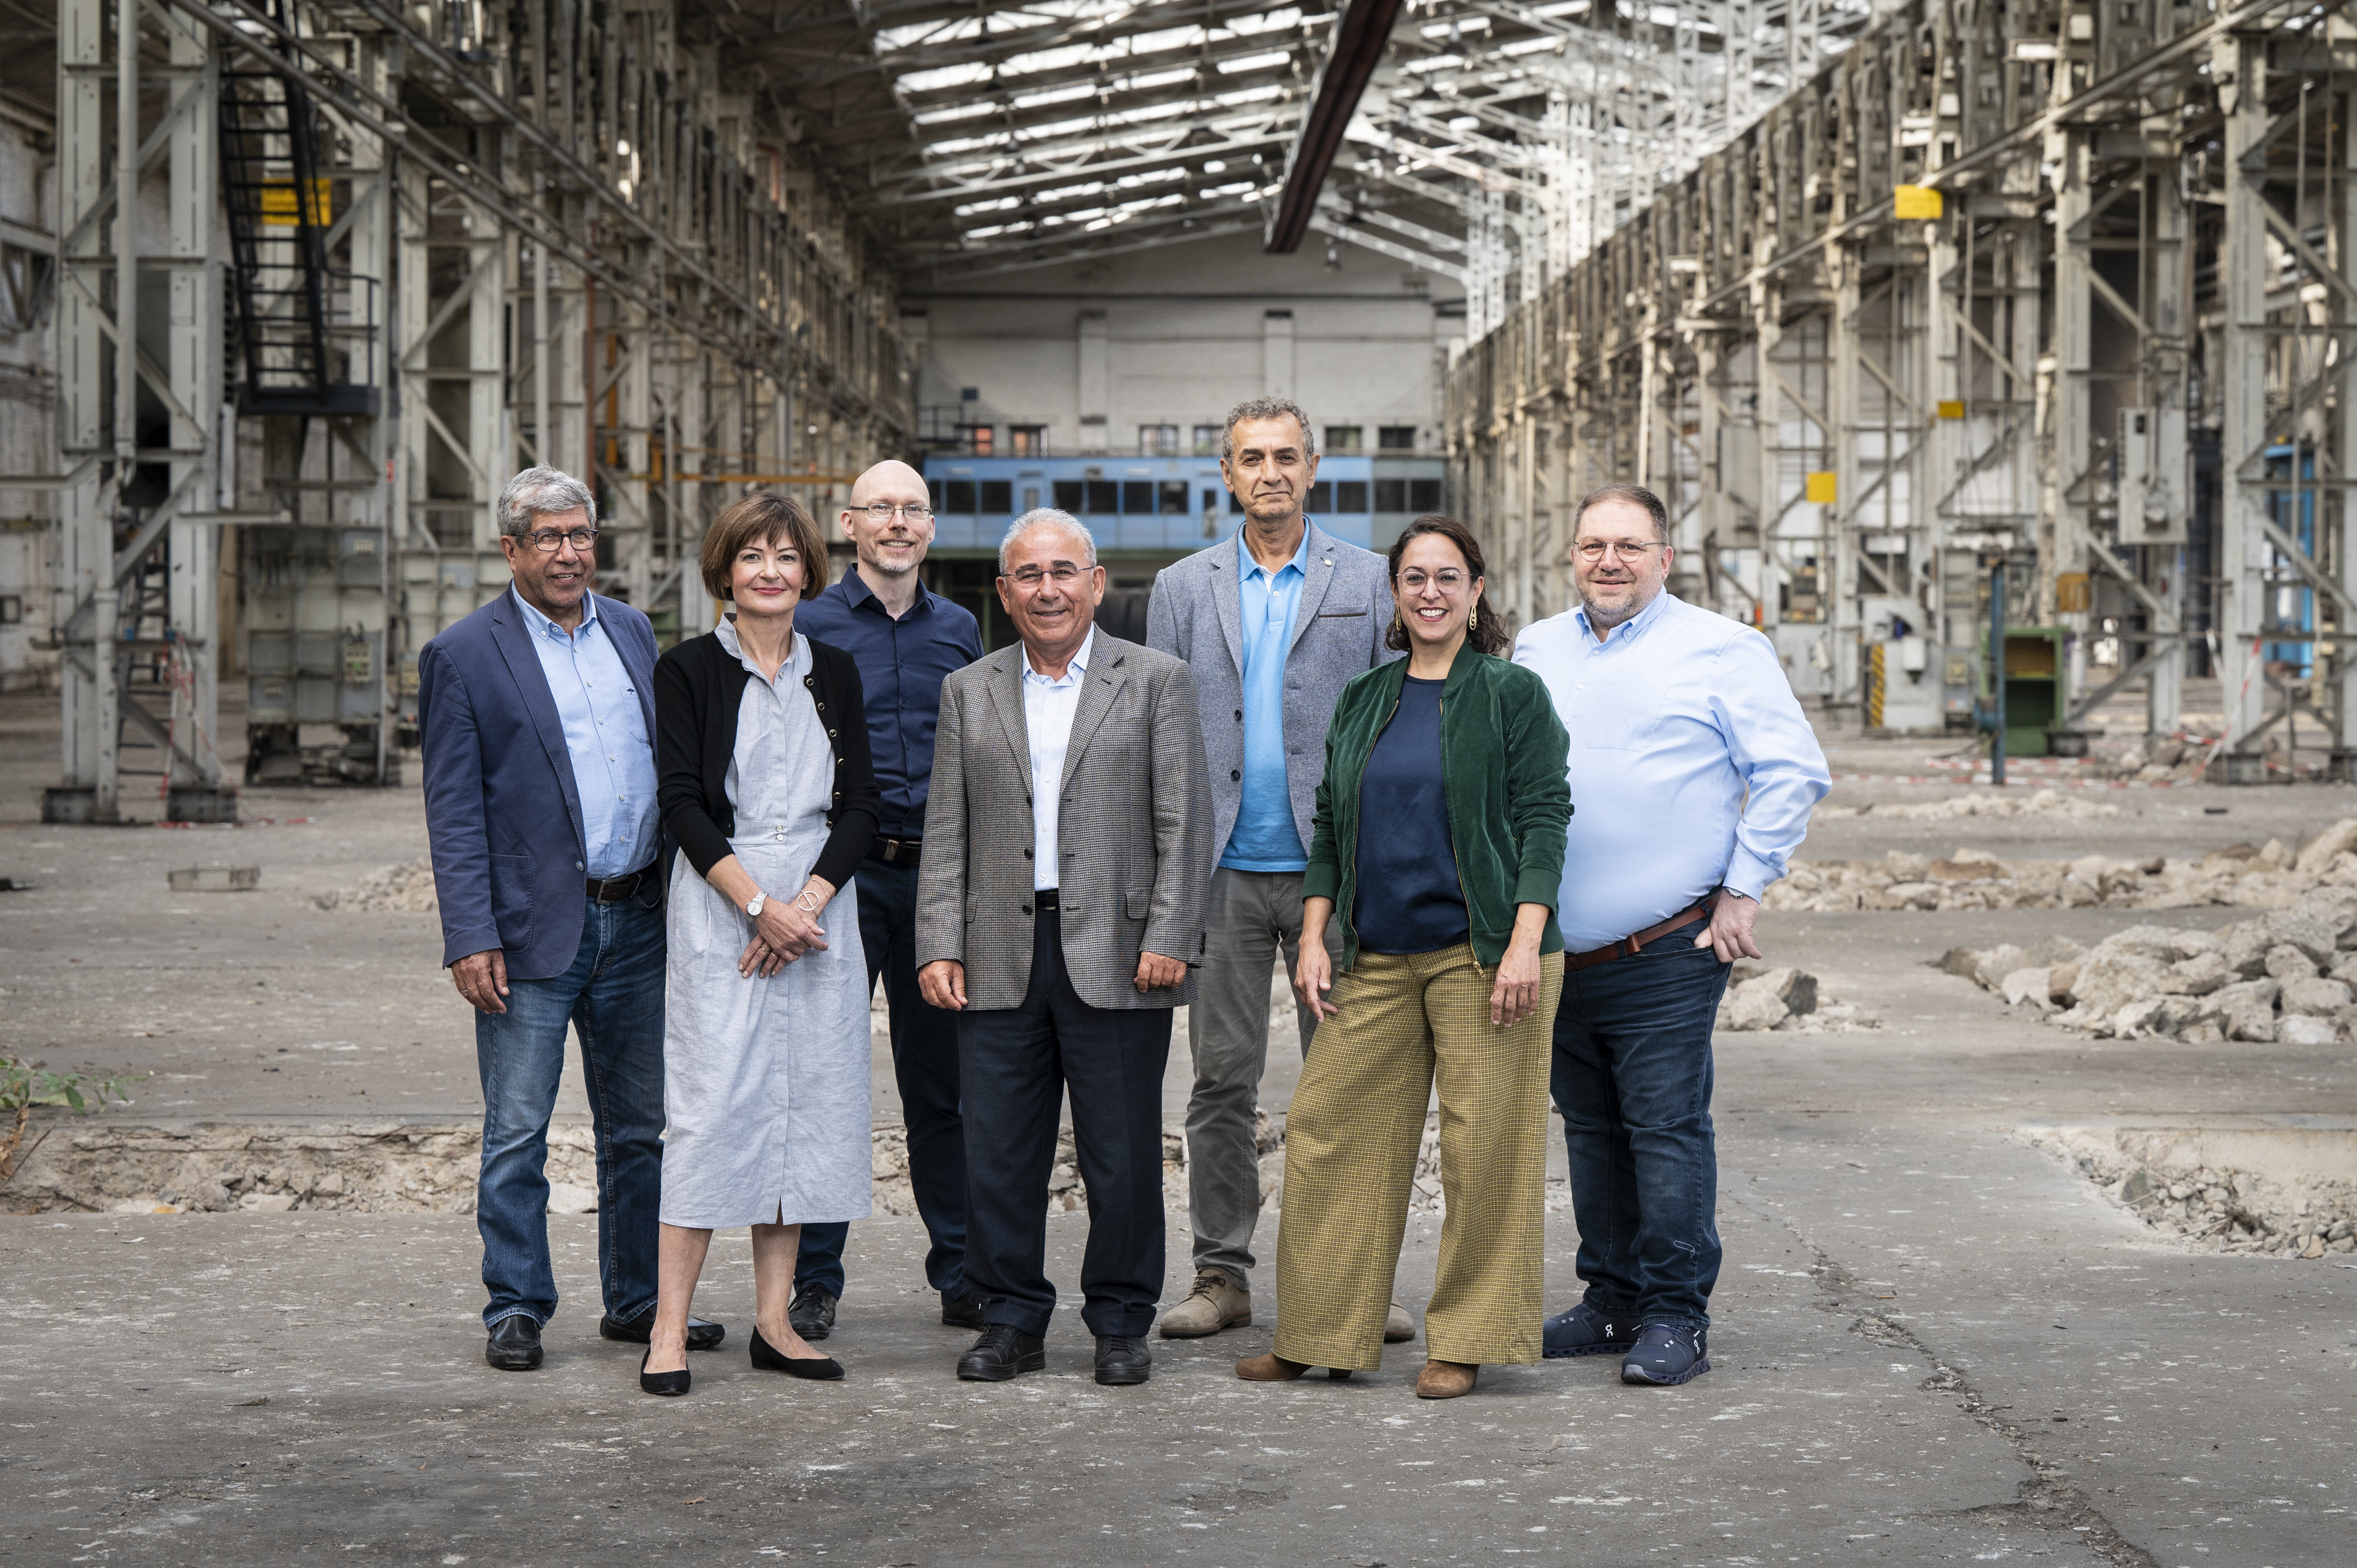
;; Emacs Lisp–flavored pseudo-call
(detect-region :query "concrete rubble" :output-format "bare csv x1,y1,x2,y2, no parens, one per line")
2027,1129,2357,1260
1713,964,1876,1032
1767,814,2357,914
313,859,440,913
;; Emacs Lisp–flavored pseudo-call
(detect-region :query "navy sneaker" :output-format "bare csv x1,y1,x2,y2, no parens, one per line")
1620,1323,1710,1386
1542,1301,1638,1359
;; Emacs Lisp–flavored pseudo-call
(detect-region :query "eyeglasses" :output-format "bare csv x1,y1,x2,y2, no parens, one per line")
1574,540,1662,563
1398,568,1468,591
861,502,935,524
521,527,598,552
1006,564,1087,587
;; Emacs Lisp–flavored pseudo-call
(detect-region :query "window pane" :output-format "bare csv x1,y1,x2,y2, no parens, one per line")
1053,479,1084,512
1086,480,1119,514
1229,490,1245,514
1160,480,1189,516
980,480,1012,515
1336,480,1368,513
1374,478,1408,512
945,479,977,514
1307,481,1334,513
1378,426,1416,450
1122,480,1155,514
1201,488,1223,516
970,426,995,457
1010,426,1045,458
1409,478,1444,512
1323,426,1362,452
1138,424,1178,456
1192,424,1223,456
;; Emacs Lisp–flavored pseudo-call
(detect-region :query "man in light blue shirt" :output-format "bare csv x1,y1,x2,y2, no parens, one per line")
510,587,659,878
1146,396,1400,1342
1512,482,1829,1390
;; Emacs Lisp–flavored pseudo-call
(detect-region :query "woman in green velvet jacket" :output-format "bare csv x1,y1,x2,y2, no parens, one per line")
1235,514,1571,1400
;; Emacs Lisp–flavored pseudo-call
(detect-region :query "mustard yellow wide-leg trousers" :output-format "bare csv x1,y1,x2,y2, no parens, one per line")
1271,943,1565,1371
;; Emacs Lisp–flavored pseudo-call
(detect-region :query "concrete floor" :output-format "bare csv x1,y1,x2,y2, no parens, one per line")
3,693,2356,1565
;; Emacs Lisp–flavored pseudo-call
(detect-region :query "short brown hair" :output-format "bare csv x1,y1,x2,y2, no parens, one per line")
1572,482,1670,544
1386,514,1507,657
701,492,828,601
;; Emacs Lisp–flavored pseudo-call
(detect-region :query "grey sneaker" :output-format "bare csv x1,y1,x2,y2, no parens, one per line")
1158,1271,1252,1338
1621,1323,1710,1386
1543,1301,1637,1359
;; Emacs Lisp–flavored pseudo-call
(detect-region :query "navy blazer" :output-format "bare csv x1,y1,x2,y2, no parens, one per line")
417,588,663,980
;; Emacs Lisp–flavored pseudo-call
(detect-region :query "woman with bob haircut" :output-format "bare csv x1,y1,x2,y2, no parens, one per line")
639,492,881,1396
1236,515,1572,1400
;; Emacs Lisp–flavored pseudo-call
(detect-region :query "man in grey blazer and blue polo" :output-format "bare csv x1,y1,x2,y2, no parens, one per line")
1145,396,1404,1340
916,508,1214,1387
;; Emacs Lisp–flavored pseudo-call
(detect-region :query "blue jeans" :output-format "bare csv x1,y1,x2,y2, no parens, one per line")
1551,934,1731,1332
796,856,969,1299
474,887,666,1329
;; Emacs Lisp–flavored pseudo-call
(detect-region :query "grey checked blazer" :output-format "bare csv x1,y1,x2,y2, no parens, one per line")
914,630,1214,1012
1146,520,1398,858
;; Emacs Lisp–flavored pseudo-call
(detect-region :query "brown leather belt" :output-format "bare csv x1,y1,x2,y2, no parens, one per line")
1563,899,1714,973
585,864,657,903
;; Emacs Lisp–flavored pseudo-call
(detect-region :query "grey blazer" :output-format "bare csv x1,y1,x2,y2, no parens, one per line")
1146,520,1398,859
913,630,1214,1013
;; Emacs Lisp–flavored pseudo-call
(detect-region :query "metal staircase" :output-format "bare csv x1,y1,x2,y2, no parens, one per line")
216,3,377,416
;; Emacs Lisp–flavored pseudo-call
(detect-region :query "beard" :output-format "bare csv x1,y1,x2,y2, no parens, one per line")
1578,582,1649,629
863,545,919,576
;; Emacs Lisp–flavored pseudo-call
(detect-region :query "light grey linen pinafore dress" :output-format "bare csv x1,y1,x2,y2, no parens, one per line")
661,623,873,1230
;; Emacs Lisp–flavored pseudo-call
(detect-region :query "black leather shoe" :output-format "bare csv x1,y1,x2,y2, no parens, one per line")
1094,1333,1152,1386
485,1315,542,1371
599,1307,725,1350
750,1327,844,1380
940,1289,988,1330
639,1349,689,1397
957,1324,1046,1382
788,1286,838,1342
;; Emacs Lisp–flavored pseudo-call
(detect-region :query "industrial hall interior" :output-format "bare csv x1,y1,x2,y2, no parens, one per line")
3,0,2357,1562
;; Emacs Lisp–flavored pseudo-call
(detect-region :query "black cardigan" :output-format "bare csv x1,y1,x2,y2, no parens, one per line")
654,628,881,894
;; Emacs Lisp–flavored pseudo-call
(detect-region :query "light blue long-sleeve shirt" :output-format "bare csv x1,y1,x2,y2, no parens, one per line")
512,586,660,877
1512,591,1829,949
1220,526,1310,871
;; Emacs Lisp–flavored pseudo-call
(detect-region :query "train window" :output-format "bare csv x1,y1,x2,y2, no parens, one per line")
1336,481,1368,513
1375,478,1408,512
1410,478,1443,512
1122,480,1154,514
980,480,1012,515
943,479,977,514
1160,480,1189,515
1053,479,1084,512
1086,480,1119,514
1307,481,1334,514
1229,490,1245,514
1203,488,1223,516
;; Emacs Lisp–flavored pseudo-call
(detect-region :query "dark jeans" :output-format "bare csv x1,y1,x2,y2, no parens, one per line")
1551,934,1732,1332
473,886,666,1329
960,907,1172,1338
796,856,969,1298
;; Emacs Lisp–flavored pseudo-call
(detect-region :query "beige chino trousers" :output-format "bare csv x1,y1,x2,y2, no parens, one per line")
1271,942,1565,1370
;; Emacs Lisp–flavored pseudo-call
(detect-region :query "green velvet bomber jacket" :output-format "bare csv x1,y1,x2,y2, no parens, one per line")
1302,640,1573,973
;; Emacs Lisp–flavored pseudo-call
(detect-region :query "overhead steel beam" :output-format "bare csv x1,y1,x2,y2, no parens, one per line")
1267,0,1409,251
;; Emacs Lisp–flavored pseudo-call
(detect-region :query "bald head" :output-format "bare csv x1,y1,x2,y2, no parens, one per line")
840,458,934,581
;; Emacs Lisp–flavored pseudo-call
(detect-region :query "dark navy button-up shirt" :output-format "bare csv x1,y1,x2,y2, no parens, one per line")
796,563,983,839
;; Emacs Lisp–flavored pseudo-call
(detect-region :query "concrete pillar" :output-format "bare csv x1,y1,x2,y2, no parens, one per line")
2219,38,2271,758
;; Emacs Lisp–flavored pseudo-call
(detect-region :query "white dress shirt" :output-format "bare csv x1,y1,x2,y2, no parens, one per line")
1020,627,1094,892
1513,591,1830,949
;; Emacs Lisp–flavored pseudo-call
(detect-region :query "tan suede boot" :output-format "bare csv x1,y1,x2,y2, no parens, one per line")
1415,1359,1479,1399
1159,1271,1253,1338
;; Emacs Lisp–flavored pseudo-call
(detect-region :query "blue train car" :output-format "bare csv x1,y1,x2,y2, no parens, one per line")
919,452,1446,557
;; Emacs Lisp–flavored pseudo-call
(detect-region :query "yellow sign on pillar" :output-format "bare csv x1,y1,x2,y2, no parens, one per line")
1936,399,1966,420
2055,572,2091,613
259,179,333,227
1893,184,1943,220
1805,471,1838,505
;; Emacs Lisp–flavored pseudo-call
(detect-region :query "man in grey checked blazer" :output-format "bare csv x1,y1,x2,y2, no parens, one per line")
1146,396,1403,1342
917,508,1213,1386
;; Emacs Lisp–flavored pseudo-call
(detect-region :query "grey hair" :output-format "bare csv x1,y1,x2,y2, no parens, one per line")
998,508,1097,574
496,466,597,538
1219,396,1317,463
1571,482,1670,545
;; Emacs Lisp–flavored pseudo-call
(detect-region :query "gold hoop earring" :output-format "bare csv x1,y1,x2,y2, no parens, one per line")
1390,609,1405,639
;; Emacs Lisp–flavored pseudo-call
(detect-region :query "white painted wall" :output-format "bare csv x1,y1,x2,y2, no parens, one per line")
904,230,1458,460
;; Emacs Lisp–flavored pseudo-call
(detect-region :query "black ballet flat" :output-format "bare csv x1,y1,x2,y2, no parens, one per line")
750,1327,843,1380
639,1348,690,1397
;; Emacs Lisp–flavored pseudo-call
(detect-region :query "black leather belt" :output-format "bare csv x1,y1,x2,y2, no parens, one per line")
868,835,922,868
585,863,657,903
1033,888,1060,912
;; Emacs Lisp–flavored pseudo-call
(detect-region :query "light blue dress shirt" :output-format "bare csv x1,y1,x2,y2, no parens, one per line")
1221,528,1310,871
512,587,660,877
1512,591,1829,950
1021,627,1094,892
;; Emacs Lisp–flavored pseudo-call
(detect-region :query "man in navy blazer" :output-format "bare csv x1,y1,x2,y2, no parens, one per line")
418,465,718,1372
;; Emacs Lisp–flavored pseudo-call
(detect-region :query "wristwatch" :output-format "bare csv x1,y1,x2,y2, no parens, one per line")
745,892,767,918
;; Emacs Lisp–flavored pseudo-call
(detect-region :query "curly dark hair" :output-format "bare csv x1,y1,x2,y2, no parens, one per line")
1385,514,1507,656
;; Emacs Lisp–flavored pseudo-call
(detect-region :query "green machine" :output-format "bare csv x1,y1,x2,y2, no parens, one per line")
1990,626,2068,759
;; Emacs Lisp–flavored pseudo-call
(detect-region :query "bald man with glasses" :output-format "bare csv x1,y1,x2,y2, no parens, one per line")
789,460,987,1343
